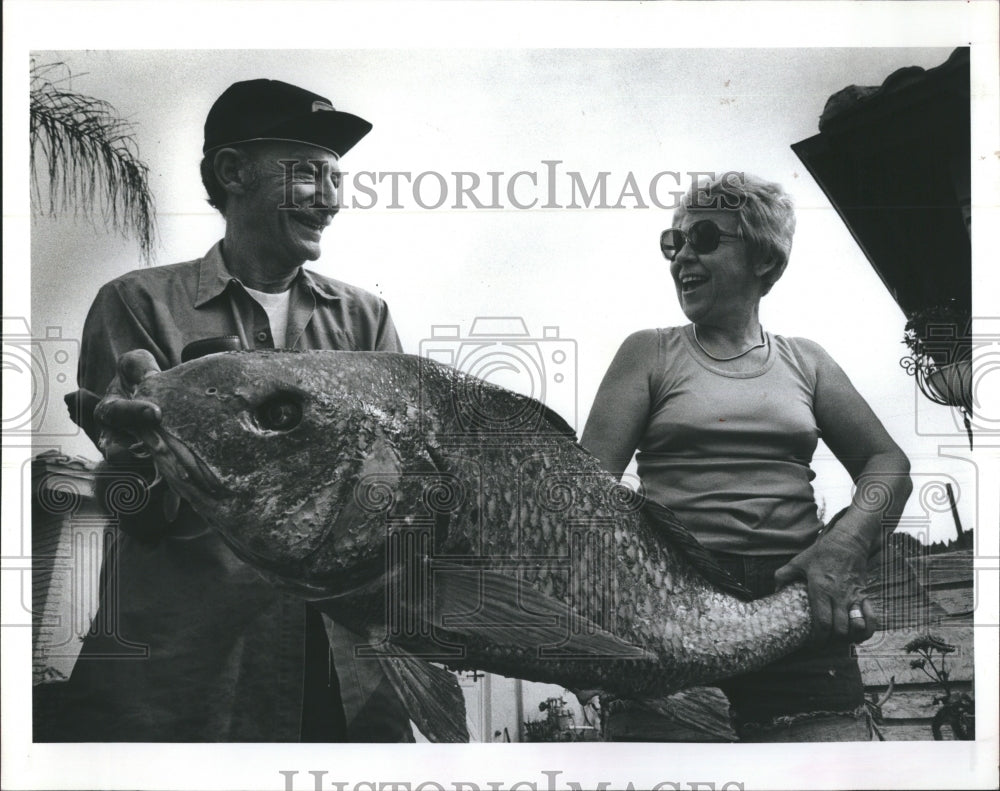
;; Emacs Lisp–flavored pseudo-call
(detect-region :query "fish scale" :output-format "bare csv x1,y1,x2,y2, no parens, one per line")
132,349,815,739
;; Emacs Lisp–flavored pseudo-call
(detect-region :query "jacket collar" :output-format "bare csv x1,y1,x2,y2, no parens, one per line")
194,241,342,307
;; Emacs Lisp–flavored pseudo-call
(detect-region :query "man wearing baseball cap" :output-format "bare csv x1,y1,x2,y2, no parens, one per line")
46,80,413,742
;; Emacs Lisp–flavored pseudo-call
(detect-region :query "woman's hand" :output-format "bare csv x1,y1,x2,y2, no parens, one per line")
774,527,877,645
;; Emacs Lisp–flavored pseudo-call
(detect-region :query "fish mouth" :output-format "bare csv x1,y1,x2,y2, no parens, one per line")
296,553,392,603
225,542,391,604
135,426,229,500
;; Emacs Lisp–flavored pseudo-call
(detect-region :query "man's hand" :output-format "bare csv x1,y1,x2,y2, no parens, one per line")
774,528,876,645
93,349,163,463
88,350,184,541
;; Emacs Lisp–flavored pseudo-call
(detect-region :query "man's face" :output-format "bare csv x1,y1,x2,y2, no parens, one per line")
239,142,342,267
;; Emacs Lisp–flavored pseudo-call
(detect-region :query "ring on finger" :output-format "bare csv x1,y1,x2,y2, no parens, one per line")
848,605,864,621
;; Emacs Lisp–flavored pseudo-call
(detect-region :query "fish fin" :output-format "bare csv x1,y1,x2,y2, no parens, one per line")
536,402,577,439
428,562,655,662
641,499,755,602
371,651,470,743
633,686,737,742
320,615,469,742
443,365,578,440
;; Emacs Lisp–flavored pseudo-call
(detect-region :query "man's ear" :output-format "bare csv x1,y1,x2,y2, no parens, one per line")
212,148,252,196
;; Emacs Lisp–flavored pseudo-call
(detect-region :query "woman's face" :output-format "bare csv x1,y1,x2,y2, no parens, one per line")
668,208,762,326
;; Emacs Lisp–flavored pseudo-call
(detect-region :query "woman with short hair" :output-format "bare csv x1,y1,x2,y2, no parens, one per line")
582,173,912,741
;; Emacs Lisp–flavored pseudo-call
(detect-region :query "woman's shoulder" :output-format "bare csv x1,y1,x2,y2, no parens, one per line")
620,325,686,344
773,333,841,377
776,334,833,358
611,328,692,391
617,326,687,357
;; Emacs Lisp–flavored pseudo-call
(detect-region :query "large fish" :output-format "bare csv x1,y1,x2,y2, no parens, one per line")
129,349,816,741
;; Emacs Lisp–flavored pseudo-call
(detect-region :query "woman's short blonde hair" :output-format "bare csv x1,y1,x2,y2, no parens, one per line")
675,172,796,295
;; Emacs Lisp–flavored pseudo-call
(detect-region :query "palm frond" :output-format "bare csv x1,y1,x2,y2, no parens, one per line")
30,60,156,263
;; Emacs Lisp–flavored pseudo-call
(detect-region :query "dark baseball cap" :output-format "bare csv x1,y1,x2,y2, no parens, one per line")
203,79,372,157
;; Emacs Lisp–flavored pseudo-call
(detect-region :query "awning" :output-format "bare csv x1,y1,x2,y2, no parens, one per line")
791,48,970,320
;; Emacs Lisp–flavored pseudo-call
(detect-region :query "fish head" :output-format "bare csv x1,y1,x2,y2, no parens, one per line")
131,350,410,597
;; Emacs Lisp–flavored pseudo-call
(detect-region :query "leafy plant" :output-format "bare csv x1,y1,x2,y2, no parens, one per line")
904,633,975,740
30,59,156,263
900,299,973,447
522,696,576,742
902,299,971,369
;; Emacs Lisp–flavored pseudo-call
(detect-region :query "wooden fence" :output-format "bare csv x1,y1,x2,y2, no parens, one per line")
858,550,974,740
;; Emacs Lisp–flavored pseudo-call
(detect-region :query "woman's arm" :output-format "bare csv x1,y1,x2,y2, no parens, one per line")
580,330,659,479
775,339,913,643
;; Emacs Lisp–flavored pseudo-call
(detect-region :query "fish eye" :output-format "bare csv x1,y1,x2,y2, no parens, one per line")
256,395,303,432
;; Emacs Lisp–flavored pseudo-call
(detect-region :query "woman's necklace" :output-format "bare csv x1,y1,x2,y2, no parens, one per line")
693,325,767,361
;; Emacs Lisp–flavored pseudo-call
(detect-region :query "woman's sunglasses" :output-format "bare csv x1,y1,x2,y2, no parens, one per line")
660,219,741,261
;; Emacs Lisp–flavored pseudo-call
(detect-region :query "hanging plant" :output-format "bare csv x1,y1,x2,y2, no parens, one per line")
900,299,973,447
902,299,971,368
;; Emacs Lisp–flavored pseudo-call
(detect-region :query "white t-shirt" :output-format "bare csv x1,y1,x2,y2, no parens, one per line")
244,286,292,348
